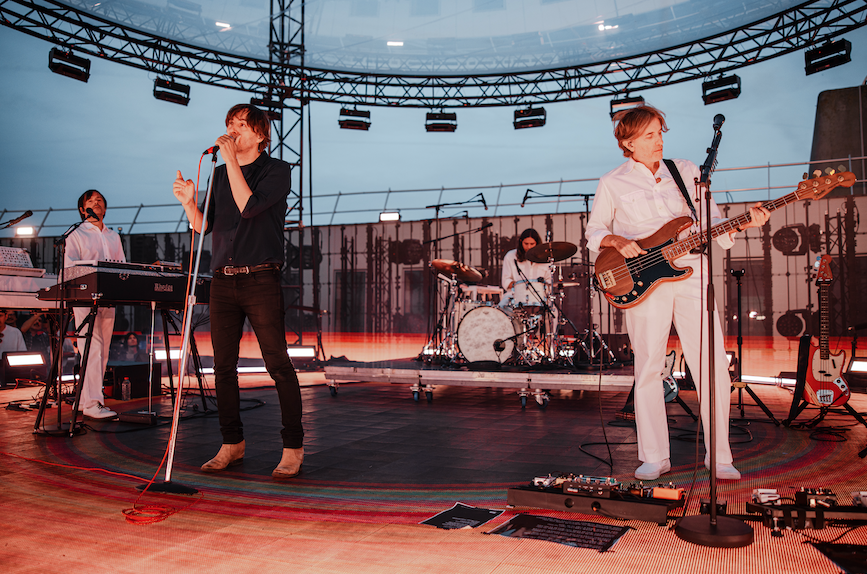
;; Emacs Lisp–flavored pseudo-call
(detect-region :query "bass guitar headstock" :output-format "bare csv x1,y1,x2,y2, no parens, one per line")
795,167,856,201
814,254,833,284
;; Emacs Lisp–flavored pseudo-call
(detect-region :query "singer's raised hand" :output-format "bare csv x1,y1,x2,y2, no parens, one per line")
173,170,196,206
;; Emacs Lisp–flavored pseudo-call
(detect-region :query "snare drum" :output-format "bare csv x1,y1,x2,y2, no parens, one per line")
511,278,548,312
457,306,517,363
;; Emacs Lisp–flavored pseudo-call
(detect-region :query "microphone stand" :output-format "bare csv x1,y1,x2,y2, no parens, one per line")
33,217,90,434
675,116,753,548
141,151,219,495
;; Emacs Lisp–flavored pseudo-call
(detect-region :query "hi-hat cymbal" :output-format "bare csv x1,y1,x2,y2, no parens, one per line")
526,241,578,263
431,259,483,284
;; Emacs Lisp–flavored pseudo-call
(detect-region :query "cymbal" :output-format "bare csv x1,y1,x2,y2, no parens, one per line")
526,241,578,263
431,259,483,284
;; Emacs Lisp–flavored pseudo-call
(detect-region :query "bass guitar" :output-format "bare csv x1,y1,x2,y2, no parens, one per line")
594,169,856,309
802,254,850,407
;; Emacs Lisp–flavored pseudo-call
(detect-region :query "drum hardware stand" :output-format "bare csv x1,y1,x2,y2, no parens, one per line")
577,277,617,366
730,268,778,424
420,217,492,363
512,260,559,365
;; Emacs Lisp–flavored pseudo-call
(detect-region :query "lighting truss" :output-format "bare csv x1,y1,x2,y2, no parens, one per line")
0,0,864,109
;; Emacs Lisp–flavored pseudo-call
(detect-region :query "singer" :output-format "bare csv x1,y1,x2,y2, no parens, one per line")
65,190,126,420
173,104,304,479
585,104,769,481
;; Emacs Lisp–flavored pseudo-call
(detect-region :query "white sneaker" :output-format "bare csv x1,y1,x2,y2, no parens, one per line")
704,455,741,480
635,459,671,480
82,403,117,420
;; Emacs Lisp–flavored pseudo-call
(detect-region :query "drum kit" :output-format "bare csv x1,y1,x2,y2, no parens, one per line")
423,239,617,367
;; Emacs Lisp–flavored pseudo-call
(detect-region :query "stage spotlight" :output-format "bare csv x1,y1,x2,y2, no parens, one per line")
251,95,286,122
513,106,546,129
48,48,91,83
15,226,35,237
153,78,190,106
702,75,741,105
1,351,47,385
425,111,457,132
609,94,645,119
805,39,852,75
338,107,371,130
379,211,401,222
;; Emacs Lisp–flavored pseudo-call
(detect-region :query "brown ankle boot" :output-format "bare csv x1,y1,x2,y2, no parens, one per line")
200,440,245,472
272,447,303,479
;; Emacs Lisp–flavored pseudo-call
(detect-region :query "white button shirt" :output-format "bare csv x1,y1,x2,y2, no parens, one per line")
586,158,734,256
64,221,126,267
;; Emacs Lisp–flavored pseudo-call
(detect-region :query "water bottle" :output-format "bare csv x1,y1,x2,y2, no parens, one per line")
121,376,131,401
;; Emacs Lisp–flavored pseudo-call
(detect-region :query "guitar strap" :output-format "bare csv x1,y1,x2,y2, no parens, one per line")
662,159,699,222
663,159,705,254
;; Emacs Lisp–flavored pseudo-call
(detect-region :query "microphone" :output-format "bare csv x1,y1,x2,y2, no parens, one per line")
480,194,488,210
713,114,725,131
493,339,506,352
6,210,33,226
481,222,493,229
85,208,99,221
203,145,220,155
521,189,532,208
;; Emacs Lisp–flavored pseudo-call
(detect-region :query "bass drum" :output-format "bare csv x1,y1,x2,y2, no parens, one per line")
457,306,517,363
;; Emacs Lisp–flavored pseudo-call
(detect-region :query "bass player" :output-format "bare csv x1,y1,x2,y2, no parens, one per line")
585,104,769,481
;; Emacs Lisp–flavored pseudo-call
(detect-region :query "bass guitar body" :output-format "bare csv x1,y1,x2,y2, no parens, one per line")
801,254,851,407
803,343,850,407
594,217,695,309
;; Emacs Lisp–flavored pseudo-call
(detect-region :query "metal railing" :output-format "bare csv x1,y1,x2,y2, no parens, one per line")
2,155,864,237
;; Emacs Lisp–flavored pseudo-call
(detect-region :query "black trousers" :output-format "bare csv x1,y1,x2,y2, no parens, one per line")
210,269,303,448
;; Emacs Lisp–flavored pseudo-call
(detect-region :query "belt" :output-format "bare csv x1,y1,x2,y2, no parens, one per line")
216,263,281,276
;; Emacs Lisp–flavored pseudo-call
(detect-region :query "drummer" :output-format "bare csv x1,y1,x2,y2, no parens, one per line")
501,228,552,308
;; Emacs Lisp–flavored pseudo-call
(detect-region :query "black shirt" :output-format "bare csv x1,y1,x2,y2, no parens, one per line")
203,152,291,270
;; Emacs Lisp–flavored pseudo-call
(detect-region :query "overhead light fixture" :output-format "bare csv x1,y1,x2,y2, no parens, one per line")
338,107,371,130
251,95,285,122
48,48,91,82
15,226,35,237
513,106,546,129
153,78,190,106
805,39,852,75
379,211,401,222
387,41,404,47
609,94,645,119
215,21,231,30
425,111,457,132
701,74,741,105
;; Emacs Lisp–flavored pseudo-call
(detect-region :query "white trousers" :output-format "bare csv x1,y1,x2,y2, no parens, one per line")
73,306,115,409
625,257,733,465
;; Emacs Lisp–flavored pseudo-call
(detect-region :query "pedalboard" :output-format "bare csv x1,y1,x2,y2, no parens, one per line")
508,473,684,525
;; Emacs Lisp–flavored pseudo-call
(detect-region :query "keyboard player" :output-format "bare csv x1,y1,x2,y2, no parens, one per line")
64,190,126,420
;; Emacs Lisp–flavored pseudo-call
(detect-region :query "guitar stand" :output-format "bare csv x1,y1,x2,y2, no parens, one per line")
784,332,867,459
617,381,699,422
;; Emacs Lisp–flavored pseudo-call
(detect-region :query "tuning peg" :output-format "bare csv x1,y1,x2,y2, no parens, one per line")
838,165,846,173
813,169,822,178
802,173,809,180
825,167,834,175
